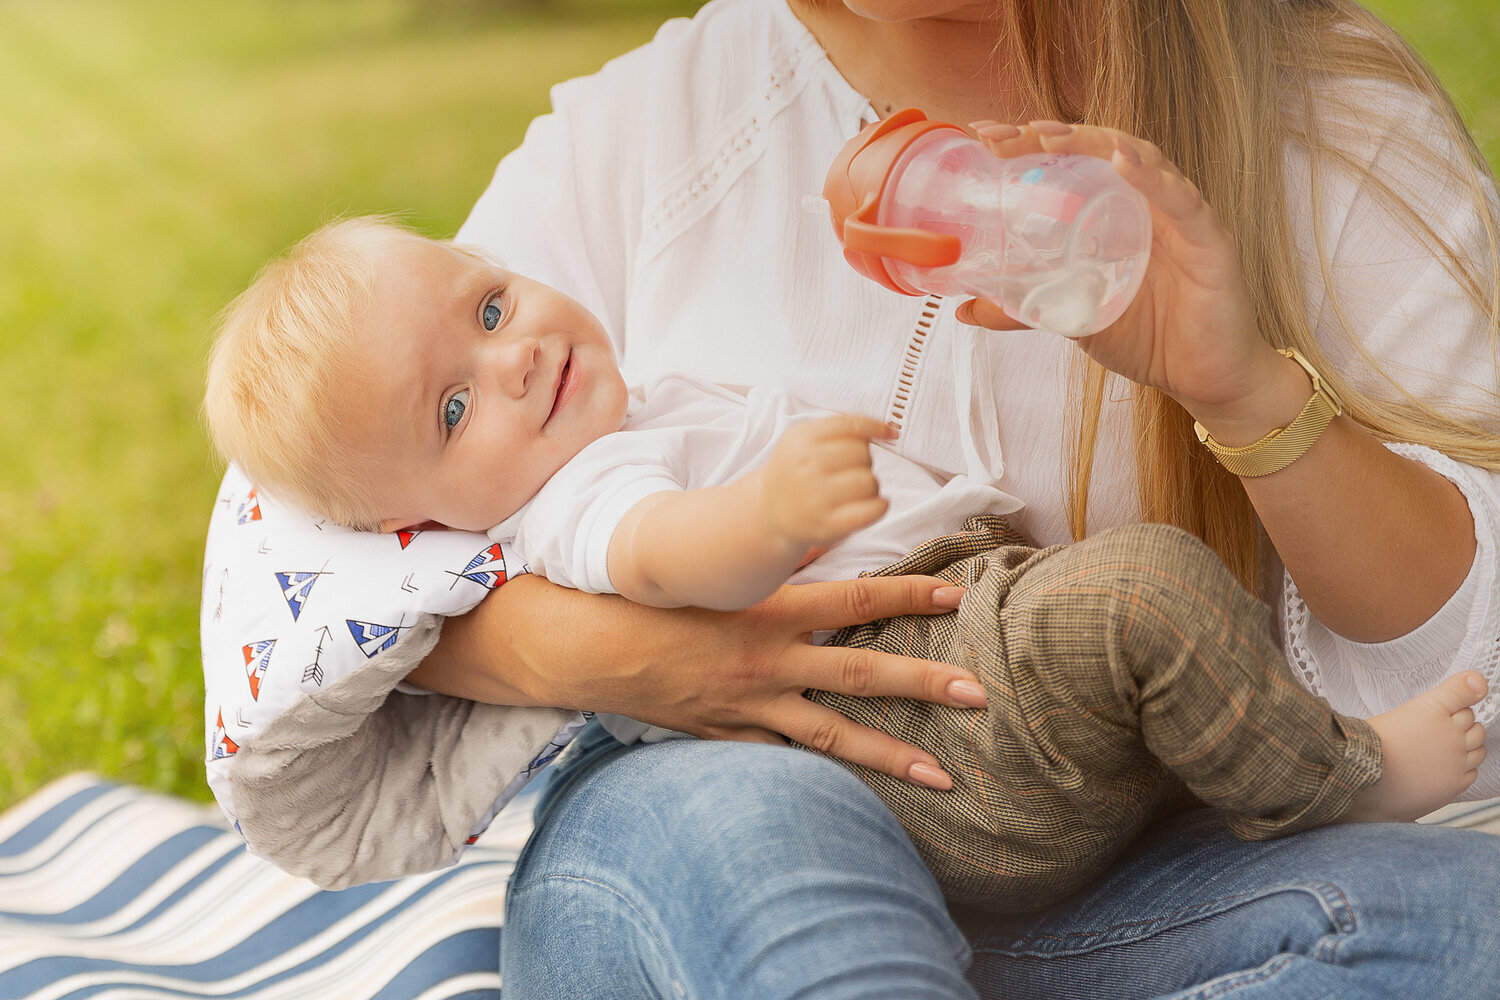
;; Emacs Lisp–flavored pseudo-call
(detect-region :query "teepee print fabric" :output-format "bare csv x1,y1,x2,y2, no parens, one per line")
201,465,583,882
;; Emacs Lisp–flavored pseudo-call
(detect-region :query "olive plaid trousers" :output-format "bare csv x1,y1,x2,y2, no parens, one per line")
805,517,1382,912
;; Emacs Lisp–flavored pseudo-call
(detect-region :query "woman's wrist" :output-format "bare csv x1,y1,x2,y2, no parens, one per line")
1178,346,1318,448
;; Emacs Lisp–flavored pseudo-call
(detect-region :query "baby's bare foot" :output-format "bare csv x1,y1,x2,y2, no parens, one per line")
1344,671,1488,823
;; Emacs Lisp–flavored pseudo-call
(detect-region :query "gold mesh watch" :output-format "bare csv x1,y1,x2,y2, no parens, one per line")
1193,348,1343,478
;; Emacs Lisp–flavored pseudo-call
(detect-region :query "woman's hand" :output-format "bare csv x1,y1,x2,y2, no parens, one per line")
960,121,1304,438
407,572,986,789
956,123,1478,642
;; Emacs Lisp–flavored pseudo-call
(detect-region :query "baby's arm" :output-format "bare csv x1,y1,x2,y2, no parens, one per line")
607,415,895,610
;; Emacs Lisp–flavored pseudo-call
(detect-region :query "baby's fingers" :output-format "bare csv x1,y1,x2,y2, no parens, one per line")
806,413,897,444
826,495,889,536
821,465,882,500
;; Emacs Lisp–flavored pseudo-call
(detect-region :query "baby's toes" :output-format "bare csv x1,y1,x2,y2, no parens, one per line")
1453,707,1476,731
1429,671,1486,716
1466,721,1486,751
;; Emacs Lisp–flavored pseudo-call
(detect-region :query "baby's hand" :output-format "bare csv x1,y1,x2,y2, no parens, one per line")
761,414,894,548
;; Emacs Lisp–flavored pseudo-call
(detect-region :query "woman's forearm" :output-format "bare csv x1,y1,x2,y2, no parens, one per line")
407,573,680,709
1240,416,1475,642
963,124,1481,644
404,569,990,787
1194,354,1477,642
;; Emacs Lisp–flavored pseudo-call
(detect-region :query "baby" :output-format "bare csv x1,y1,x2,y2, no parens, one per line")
205,217,1486,911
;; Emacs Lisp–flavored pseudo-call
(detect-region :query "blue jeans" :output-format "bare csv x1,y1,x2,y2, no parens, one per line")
501,722,1500,999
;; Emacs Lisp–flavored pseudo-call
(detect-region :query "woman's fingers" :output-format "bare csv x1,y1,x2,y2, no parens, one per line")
971,120,1045,158
709,725,789,747
771,574,964,629
955,295,1026,330
1108,137,1221,240
968,121,1226,274
1027,120,1154,163
755,695,956,789
1025,124,1216,232
779,630,988,712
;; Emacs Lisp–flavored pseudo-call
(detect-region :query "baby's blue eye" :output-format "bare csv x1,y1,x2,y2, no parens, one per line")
483,299,502,330
444,389,469,430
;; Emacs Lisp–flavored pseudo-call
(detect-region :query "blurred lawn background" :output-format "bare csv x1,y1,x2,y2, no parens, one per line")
0,0,1495,812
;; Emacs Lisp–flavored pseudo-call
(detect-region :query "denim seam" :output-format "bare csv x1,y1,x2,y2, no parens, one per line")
971,880,1356,959
1178,883,1361,1000
1179,953,1298,998
1307,881,1356,966
952,937,976,972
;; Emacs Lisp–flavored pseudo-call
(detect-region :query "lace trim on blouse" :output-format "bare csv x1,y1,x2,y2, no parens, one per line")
1283,442,1499,732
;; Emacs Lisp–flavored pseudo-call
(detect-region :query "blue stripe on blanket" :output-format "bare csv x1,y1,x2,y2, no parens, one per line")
4,828,228,925
3,773,1497,1000
0,783,115,860
0,774,529,1000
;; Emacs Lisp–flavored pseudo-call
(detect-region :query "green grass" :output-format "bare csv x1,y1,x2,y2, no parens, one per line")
0,0,705,810
1371,0,1500,158
0,0,1494,813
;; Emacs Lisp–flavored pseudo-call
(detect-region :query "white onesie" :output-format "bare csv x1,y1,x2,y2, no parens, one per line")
490,371,1022,744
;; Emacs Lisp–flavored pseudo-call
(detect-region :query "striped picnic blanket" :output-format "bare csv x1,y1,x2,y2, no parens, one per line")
0,774,535,1000
2,774,1498,1000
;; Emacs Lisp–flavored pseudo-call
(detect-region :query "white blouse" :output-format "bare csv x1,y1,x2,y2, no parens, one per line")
459,0,1500,749
201,0,1500,886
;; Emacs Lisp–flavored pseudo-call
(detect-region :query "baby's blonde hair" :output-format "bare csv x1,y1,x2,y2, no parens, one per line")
204,216,417,530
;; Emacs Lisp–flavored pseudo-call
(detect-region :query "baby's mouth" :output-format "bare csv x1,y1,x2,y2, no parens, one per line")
546,351,574,425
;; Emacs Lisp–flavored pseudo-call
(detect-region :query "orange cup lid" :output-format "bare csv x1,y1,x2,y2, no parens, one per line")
822,109,966,294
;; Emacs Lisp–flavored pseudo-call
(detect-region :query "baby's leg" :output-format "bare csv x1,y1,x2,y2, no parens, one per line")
1047,526,1486,831
809,518,1471,912
809,518,1226,909
947,522,1389,845
1342,672,1487,823
960,523,1484,843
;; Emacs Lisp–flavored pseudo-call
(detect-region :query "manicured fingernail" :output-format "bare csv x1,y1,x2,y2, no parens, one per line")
932,586,964,609
947,678,987,708
909,761,953,790
1029,120,1073,136
1113,136,1142,165
974,122,1021,141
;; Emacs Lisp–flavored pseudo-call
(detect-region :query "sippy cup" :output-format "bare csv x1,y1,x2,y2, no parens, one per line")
821,109,1151,338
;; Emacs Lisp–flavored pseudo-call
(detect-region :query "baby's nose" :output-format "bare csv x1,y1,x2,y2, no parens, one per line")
486,337,540,397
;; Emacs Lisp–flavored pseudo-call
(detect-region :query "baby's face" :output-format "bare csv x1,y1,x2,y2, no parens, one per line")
336,236,628,533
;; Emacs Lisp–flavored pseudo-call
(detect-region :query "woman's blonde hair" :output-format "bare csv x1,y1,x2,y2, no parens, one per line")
203,216,417,530
999,0,1500,592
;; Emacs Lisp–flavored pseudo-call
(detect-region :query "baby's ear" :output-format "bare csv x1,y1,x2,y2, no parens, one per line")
379,517,449,534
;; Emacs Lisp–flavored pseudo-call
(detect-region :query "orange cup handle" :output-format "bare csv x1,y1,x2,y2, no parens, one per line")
840,217,961,269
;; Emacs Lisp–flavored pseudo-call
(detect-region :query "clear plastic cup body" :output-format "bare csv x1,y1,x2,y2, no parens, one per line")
877,131,1151,337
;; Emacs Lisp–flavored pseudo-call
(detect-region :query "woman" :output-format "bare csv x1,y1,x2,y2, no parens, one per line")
201,0,1500,995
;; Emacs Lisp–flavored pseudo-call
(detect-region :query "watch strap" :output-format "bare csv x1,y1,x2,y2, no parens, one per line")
1193,348,1344,478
